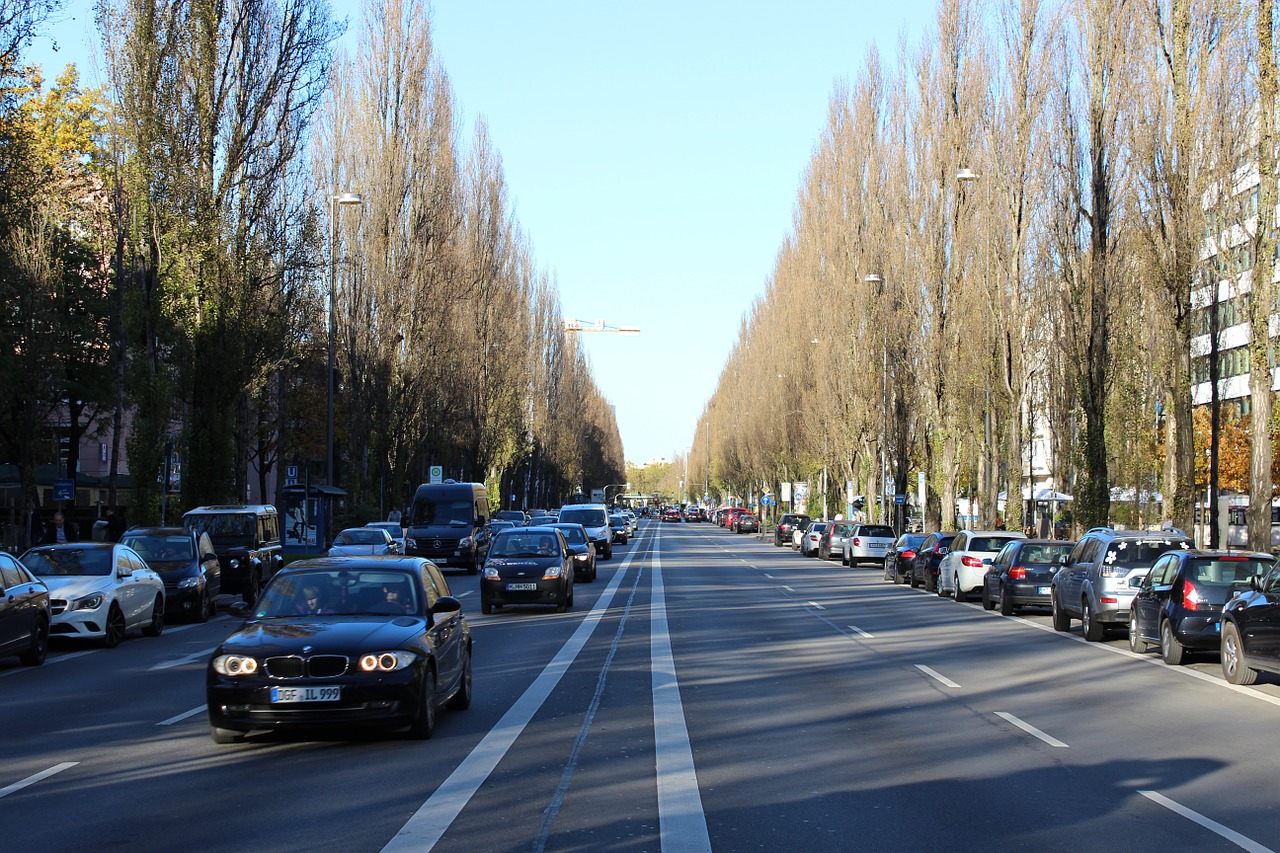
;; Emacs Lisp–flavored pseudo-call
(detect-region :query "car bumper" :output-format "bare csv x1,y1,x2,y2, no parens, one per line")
1004,581,1053,606
207,670,423,733
1173,615,1223,650
50,605,112,639
164,584,205,616
481,579,566,606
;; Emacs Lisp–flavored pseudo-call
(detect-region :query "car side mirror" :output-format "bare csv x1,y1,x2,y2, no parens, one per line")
1129,576,1144,589
431,596,462,622
203,553,218,563
228,600,251,618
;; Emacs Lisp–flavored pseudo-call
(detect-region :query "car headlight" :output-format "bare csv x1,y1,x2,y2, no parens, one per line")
73,593,105,611
178,577,202,589
358,650,417,672
229,558,241,570
543,565,563,579
405,537,417,550
212,654,259,676
574,553,590,562
459,536,473,549
483,565,499,579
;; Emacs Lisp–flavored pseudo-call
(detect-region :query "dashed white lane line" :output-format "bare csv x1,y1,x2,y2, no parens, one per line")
157,705,207,726
1138,790,1274,853
848,625,874,639
763,574,774,579
782,585,796,593
150,646,219,671
807,601,825,610
915,664,961,688
0,649,97,677
0,763,78,799
994,711,1068,748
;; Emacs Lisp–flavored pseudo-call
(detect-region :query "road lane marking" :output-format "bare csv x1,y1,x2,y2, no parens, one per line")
150,646,218,671
849,625,874,639
651,531,713,852
807,601,825,610
381,541,643,852
915,664,960,688
1138,790,1274,853
994,712,1068,748
763,573,774,579
0,762,78,799
782,585,796,592
157,705,208,726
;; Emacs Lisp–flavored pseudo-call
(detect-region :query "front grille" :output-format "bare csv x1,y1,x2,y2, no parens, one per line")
263,654,349,679
50,599,67,615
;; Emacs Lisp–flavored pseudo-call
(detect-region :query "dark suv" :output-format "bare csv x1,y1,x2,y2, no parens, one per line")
774,514,811,547
909,532,957,591
1051,527,1191,642
121,526,222,622
1221,559,1280,684
182,505,283,601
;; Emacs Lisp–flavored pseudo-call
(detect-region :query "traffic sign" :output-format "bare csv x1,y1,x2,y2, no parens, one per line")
894,493,906,506
429,465,443,484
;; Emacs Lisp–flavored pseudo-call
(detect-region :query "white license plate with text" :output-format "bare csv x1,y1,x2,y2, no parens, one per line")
507,582,537,591
270,685,341,703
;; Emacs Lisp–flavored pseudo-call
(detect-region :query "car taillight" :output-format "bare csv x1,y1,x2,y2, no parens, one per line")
902,550,916,560
1008,566,1026,580
1182,580,1202,611
961,556,983,568
852,537,862,546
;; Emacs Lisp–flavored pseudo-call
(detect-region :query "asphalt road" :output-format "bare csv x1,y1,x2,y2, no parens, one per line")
3,519,1279,852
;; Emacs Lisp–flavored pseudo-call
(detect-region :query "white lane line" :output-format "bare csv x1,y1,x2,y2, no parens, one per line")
455,590,474,598
782,585,796,593
157,705,208,726
1138,790,1274,853
915,664,961,688
651,531,713,852
807,601,825,610
994,711,1068,748
0,762,78,799
763,574,774,579
150,646,218,671
381,543,641,852
0,649,97,677
849,625,874,639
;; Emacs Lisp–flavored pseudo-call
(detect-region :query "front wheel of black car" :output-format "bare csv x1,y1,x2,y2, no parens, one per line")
408,668,437,740
194,589,212,623
1222,622,1258,685
1160,619,1185,666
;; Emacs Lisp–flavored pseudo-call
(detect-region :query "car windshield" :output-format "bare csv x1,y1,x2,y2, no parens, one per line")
490,532,558,558
969,536,1019,552
185,513,255,548
254,569,419,617
334,530,384,546
366,523,401,536
560,509,607,527
861,526,894,538
121,534,194,562
1016,543,1073,564
1184,558,1272,585
22,547,113,577
409,496,473,527
1104,539,1187,567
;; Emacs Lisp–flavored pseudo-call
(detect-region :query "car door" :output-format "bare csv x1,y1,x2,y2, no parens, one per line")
1238,564,1280,663
940,532,968,592
1059,537,1097,614
423,565,462,693
1133,555,1175,641
0,555,35,654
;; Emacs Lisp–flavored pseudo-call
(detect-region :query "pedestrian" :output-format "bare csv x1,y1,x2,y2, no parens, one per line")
43,511,80,544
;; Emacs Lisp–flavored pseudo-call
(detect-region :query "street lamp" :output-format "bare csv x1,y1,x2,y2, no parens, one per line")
327,191,363,488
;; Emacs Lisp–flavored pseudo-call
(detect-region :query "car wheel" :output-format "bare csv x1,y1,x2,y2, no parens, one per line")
19,616,48,666
481,598,493,615
1081,598,1105,642
924,572,936,593
909,572,919,589
604,544,613,560
244,571,261,604
210,724,246,744
1129,613,1145,653
566,583,574,608
102,603,127,648
1051,590,1070,632
194,589,212,623
1222,621,1258,685
999,585,1015,617
981,583,995,610
1160,619,1185,666
953,576,967,603
467,555,479,575
142,596,165,636
408,667,437,739
589,565,597,582
621,535,628,545
447,646,472,710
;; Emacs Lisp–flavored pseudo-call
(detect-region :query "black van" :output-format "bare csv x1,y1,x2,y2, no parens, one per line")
182,504,283,600
404,481,489,573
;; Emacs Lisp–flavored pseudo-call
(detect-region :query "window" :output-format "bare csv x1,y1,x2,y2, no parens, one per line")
0,555,23,589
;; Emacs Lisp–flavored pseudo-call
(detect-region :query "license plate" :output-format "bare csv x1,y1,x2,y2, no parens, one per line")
506,582,537,591
1038,586,1051,595
270,685,341,703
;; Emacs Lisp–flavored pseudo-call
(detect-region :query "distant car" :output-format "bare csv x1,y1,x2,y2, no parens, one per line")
495,510,528,526
818,521,855,562
884,534,926,583
662,507,682,523
608,514,630,545
549,522,597,582
480,527,575,614
939,531,1027,602
328,527,399,557
206,556,471,743
0,552,50,666
365,521,406,551
1130,550,1272,665
909,532,957,591
558,504,612,560
22,542,165,647
1221,559,1280,684
981,539,1074,615
775,514,811,547
844,524,897,567
120,526,222,622
800,522,828,557
735,513,760,533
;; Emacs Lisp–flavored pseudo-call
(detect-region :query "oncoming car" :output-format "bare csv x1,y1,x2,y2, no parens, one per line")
206,556,471,743
480,527,574,614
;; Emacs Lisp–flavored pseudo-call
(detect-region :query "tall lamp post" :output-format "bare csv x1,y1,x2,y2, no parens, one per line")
328,191,363,489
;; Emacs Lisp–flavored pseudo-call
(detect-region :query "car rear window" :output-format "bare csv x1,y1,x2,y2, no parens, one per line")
1104,539,1187,567
969,536,1019,552
1185,557,1272,584
860,526,894,537
1016,543,1073,564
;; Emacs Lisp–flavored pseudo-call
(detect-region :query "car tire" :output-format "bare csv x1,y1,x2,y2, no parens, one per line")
1222,621,1258,685
1160,619,1185,666
1129,613,1145,653
621,535,628,545
1051,590,1070,632
604,544,613,560
210,724,246,744
19,616,48,666
195,589,212,623
1081,597,1105,642
142,596,165,637
408,667,437,740
481,598,493,615
589,565,597,582
102,603,127,648
909,572,919,589
981,584,995,610
924,572,936,593
447,647,472,711
245,571,261,604
999,585,1015,617
953,576,966,603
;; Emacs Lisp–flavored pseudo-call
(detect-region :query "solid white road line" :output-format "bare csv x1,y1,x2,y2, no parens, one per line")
157,705,208,727
993,711,1068,748
0,762,78,799
651,532,713,853
807,601,825,610
848,625,874,639
915,664,961,688
380,545,641,852
1138,790,1274,853
150,646,219,671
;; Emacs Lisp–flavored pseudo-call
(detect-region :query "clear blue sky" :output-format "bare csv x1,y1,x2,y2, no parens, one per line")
26,0,939,468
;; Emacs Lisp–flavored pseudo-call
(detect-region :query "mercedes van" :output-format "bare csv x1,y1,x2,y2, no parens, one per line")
404,481,489,573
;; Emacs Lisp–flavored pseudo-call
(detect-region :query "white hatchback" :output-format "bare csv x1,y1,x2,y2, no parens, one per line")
21,543,165,647
938,530,1027,602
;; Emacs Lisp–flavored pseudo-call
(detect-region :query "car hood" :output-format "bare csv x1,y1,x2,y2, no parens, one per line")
485,556,560,578
39,575,114,598
148,560,199,580
217,616,423,656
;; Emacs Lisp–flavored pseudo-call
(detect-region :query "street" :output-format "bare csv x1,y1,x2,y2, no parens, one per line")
3,519,1278,852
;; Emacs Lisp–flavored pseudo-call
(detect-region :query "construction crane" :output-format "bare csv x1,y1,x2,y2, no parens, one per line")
563,318,641,335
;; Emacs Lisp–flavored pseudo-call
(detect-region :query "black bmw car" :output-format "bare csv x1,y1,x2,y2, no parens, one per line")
206,556,471,743
480,526,574,614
